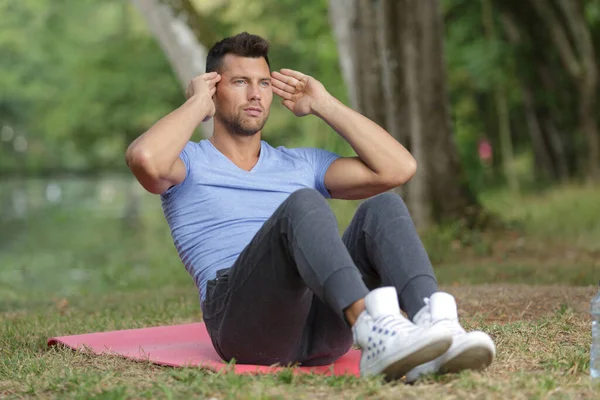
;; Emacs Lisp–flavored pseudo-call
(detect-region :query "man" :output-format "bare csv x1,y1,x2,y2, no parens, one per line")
126,32,495,382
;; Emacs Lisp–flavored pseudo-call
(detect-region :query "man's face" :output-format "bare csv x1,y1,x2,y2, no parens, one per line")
213,54,273,136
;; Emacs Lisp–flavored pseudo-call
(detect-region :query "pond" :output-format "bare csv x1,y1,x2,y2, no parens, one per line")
0,176,191,311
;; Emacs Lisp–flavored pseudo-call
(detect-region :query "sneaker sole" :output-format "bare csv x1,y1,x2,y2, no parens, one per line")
440,344,494,374
405,332,495,382
378,331,452,381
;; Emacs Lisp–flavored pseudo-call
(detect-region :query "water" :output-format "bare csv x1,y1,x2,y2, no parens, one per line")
0,176,188,310
591,281,600,379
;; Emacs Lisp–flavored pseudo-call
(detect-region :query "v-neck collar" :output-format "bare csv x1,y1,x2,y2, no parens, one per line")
206,140,264,173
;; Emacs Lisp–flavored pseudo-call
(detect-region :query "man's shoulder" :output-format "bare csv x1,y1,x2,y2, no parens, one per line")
266,142,322,158
182,139,215,162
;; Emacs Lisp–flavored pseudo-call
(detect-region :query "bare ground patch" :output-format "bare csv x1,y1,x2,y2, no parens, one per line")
444,284,597,322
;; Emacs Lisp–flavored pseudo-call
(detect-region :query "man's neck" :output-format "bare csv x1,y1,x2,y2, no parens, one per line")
209,131,262,171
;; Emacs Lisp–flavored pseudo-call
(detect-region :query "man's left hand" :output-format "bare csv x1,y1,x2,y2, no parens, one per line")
271,69,331,117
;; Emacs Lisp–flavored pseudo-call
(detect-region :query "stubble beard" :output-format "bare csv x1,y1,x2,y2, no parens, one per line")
216,108,269,137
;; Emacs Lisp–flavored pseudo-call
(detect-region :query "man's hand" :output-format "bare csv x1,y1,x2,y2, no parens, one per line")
271,69,331,117
185,71,221,121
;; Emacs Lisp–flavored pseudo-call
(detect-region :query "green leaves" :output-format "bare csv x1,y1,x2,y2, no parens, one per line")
0,0,181,174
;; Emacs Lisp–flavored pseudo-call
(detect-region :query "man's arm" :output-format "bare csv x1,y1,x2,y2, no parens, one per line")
271,69,416,200
313,97,416,200
125,72,220,194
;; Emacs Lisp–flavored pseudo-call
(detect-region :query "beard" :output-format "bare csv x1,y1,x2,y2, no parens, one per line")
216,107,269,137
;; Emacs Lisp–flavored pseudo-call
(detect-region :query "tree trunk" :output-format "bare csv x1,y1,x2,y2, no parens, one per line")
374,0,404,145
354,0,386,127
499,9,557,181
329,0,480,228
502,5,575,181
520,85,556,180
542,117,570,180
528,0,600,181
419,0,478,223
402,0,432,228
130,0,212,138
374,0,408,199
328,0,359,110
482,0,519,192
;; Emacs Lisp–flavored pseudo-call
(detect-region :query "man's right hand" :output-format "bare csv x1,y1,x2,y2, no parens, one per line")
185,72,221,121
126,71,222,195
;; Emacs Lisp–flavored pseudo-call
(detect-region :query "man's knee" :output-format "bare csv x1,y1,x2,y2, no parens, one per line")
360,192,409,217
284,188,331,216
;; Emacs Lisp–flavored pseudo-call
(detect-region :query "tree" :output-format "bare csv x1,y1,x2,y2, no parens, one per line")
130,0,212,138
497,0,600,182
0,0,183,175
481,0,519,193
329,0,480,228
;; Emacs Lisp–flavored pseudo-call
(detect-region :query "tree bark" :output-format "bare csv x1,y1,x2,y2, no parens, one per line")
542,117,570,180
419,0,478,223
329,0,480,228
130,0,212,138
482,0,519,192
354,0,386,127
499,7,572,181
374,0,408,199
374,0,404,145
521,85,556,180
402,0,432,228
528,0,600,180
328,0,360,110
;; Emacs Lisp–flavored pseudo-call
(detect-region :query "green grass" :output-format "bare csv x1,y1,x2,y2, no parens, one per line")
2,181,600,398
2,286,599,399
480,183,600,252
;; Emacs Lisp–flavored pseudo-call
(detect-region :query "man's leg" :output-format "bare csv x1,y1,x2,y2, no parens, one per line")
342,192,438,319
203,188,453,379
340,192,495,380
202,188,369,366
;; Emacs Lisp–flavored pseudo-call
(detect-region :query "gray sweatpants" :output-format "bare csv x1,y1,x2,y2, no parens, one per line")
201,189,438,366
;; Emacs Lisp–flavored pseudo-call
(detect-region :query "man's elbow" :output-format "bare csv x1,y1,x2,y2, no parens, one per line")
383,159,417,188
126,147,154,175
125,148,165,194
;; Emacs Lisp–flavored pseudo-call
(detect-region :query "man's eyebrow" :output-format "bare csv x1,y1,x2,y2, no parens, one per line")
229,76,271,81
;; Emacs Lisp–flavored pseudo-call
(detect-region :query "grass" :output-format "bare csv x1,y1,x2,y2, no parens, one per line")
2,286,599,399
1,180,600,399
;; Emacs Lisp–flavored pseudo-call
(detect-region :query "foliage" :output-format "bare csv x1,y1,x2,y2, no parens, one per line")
0,0,181,175
1,0,600,188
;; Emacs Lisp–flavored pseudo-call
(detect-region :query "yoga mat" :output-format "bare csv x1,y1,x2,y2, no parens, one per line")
48,322,361,376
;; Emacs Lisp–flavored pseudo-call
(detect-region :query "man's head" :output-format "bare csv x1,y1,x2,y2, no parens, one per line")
206,32,273,137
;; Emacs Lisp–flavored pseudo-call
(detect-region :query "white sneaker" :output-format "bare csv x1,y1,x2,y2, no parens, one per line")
352,287,453,380
405,292,496,383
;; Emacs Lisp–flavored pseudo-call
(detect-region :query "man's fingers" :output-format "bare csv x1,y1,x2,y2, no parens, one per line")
272,86,292,100
206,75,221,85
279,69,305,81
207,77,221,89
271,78,295,94
202,74,220,85
271,71,299,88
185,83,193,99
202,71,219,79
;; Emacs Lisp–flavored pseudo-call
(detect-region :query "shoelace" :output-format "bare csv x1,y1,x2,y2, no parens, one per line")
434,317,466,336
373,314,413,335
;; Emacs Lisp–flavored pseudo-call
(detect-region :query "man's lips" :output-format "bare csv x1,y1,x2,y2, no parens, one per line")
244,107,262,117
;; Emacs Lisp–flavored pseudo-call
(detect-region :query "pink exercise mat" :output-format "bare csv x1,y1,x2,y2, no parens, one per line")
48,322,361,376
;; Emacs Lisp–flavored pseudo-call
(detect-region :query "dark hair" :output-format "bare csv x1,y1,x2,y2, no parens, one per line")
206,32,270,73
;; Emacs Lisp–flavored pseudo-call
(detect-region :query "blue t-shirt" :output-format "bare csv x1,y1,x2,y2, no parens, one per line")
160,139,340,302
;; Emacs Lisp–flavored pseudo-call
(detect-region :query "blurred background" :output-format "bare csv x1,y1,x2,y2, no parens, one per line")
1,0,599,311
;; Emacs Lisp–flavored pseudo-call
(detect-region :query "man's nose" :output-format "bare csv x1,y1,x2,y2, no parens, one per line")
248,83,261,101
